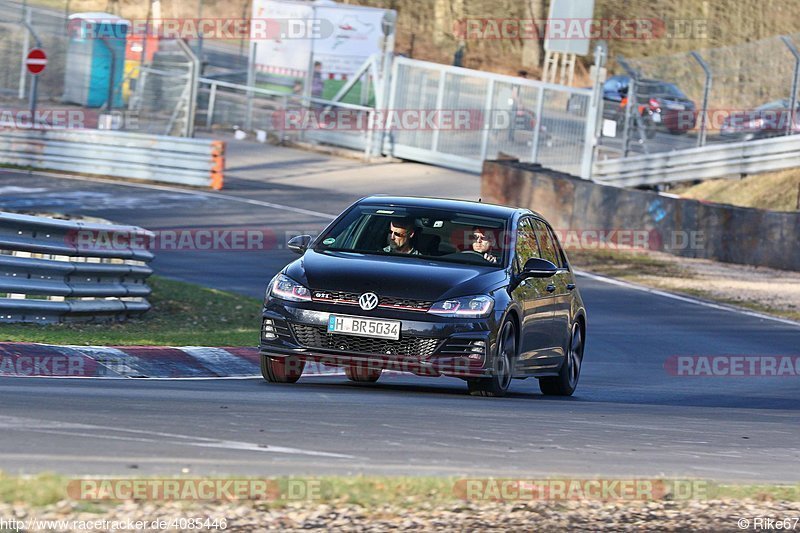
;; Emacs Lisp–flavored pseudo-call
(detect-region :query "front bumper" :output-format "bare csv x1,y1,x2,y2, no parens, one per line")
259,300,501,378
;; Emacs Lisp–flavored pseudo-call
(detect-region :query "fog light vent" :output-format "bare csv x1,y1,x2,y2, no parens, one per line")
262,319,277,340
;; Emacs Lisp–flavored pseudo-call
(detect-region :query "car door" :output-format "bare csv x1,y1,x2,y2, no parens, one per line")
532,219,573,366
510,217,557,373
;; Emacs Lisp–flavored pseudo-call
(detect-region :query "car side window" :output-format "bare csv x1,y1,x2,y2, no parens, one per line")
546,223,568,267
531,219,560,266
514,218,541,273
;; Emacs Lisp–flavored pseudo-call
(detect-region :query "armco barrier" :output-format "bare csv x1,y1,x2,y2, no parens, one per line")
0,212,155,323
593,134,800,187
0,129,225,189
482,159,800,271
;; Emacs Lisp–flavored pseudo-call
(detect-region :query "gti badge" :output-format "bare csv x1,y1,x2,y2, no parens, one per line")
358,292,379,311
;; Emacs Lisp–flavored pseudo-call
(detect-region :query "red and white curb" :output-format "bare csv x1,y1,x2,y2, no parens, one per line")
0,342,340,379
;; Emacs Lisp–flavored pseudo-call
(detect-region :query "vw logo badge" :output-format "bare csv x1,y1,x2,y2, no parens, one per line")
359,292,379,311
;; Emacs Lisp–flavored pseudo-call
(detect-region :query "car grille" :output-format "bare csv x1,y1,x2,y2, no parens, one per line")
311,290,432,312
290,323,440,357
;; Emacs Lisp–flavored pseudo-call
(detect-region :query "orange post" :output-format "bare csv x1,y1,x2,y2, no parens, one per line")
210,140,225,190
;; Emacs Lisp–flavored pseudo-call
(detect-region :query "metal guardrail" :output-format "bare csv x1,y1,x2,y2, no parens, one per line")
0,212,155,323
592,134,800,186
0,129,225,189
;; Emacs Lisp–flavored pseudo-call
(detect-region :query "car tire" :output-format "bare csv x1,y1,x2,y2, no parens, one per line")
345,364,382,383
539,323,584,396
467,320,516,397
261,355,305,383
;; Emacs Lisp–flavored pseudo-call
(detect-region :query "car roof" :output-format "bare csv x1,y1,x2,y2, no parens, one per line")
357,195,534,219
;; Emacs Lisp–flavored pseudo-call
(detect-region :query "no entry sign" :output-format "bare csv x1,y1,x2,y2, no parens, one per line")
25,48,47,75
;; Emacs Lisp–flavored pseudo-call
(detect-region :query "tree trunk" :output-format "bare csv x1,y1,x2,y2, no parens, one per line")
521,0,546,69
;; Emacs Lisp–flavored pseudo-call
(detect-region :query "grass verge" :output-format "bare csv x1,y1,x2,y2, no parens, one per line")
0,276,262,346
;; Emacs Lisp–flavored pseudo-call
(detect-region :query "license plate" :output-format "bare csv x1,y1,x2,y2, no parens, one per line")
327,315,401,340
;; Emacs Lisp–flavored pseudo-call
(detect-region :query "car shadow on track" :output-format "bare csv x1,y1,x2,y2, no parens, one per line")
260,375,585,402
259,376,800,411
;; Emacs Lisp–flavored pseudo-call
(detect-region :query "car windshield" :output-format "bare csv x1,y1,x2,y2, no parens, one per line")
314,204,509,267
658,83,687,98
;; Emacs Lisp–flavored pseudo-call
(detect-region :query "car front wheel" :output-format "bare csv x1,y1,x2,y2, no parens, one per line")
539,323,584,396
261,355,305,383
467,320,516,397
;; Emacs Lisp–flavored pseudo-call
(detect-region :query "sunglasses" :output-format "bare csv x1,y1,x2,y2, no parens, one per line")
389,230,408,238
470,234,491,242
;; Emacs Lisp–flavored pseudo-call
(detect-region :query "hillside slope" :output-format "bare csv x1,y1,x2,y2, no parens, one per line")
669,169,800,212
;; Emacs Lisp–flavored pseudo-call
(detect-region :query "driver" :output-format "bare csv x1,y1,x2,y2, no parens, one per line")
468,227,499,263
383,218,421,255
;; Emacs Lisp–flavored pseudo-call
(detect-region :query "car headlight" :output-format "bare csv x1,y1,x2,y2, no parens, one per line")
269,274,311,302
427,295,494,318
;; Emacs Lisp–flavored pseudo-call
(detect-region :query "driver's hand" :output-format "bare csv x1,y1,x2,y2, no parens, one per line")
484,253,497,263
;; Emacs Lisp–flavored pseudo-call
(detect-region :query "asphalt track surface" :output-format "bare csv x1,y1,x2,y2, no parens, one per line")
0,168,798,482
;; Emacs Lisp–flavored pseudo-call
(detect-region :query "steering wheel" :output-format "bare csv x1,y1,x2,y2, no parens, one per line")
460,250,485,256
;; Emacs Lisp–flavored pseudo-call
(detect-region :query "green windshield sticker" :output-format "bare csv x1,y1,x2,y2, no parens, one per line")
323,238,336,245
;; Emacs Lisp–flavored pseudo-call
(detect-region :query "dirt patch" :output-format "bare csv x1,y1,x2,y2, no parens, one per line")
1,498,798,531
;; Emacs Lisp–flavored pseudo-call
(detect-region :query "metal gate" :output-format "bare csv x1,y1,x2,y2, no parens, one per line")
384,57,595,175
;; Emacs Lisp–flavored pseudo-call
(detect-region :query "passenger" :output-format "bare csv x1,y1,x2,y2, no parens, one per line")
383,218,421,255
468,227,499,263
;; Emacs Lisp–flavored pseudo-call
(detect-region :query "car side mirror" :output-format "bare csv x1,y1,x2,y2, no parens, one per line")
287,235,312,255
521,257,559,278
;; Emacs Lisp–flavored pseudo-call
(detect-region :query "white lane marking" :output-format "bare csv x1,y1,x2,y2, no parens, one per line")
0,186,48,194
0,415,355,459
0,170,337,220
575,269,800,328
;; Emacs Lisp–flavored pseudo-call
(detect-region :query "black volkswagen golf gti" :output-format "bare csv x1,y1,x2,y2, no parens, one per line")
259,196,587,397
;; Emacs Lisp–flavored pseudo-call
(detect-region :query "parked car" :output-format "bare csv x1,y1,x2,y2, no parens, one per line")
719,98,800,141
601,75,698,137
259,196,587,397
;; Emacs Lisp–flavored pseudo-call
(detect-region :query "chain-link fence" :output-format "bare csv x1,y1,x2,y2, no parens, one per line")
602,33,800,157
129,39,199,136
0,1,139,131
0,1,69,101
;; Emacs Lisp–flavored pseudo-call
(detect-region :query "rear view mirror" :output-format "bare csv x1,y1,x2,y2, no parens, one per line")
521,257,558,278
287,235,312,255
